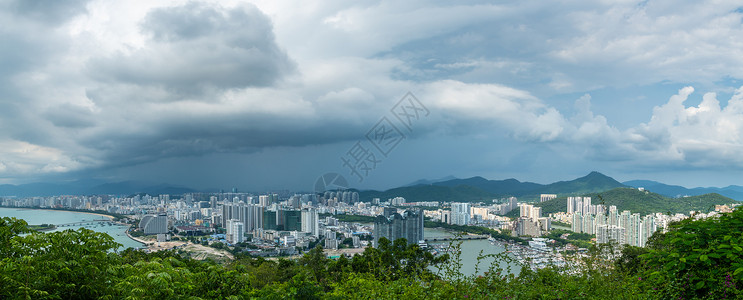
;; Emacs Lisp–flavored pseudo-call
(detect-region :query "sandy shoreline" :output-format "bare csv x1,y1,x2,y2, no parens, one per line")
14,207,115,220
124,228,148,245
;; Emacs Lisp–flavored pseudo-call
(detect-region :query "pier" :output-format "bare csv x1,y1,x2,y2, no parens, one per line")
56,219,113,227
424,234,488,242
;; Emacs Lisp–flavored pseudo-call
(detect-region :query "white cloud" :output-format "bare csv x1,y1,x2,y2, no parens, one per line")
421,80,743,169
630,86,743,167
88,2,294,94
0,140,84,176
424,80,566,142
2,0,743,184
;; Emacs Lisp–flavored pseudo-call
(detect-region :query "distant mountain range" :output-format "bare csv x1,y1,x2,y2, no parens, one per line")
1,171,741,202
533,187,736,216
361,171,628,202
359,184,496,203
0,181,196,198
623,180,743,201
404,176,459,187
363,172,743,203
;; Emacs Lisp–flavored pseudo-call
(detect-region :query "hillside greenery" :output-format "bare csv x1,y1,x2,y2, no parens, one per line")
543,229,594,249
359,184,495,203
534,188,736,216
624,180,743,201
359,171,628,204
3,209,743,299
532,171,626,197
434,171,625,199
432,176,542,197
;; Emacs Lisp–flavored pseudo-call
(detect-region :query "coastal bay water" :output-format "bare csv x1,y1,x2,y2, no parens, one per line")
356,223,522,276
0,207,144,250
425,227,522,277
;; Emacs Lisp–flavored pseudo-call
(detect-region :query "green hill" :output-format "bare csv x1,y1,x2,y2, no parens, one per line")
535,187,736,216
433,176,542,197
434,171,626,199
359,184,495,203
532,171,627,197
364,171,627,203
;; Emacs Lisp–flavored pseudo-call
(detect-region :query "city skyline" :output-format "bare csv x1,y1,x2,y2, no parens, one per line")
2,1,743,191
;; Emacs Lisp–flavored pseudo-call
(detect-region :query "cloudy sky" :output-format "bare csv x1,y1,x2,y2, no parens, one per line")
2,0,743,191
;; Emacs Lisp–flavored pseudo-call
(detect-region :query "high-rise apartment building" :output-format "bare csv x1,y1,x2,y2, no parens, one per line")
451,202,471,225
567,197,575,214
597,225,626,245
571,212,583,233
540,194,557,203
222,202,264,233
259,195,271,207
140,213,168,235
576,210,658,247
373,209,424,246
227,219,245,244
301,208,319,237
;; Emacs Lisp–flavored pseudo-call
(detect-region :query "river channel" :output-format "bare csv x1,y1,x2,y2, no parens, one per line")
0,207,144,250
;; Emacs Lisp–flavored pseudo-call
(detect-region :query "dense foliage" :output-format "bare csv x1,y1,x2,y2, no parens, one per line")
637,209,743,299
2,209,743,299
551,220,571,228
543,229,594,249
26,224,55,231
319,214,376,223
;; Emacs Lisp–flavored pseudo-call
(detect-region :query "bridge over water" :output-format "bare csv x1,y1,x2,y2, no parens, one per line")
424,234,488,242
56,219,114,227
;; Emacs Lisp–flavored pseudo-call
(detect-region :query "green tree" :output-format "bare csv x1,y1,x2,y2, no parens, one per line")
350,237,446,281
298,244,330,283
0,217,30,256
1,226,122,299
636,209,743,298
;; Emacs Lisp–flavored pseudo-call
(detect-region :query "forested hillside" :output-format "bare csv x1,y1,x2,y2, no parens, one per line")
535,188,736,215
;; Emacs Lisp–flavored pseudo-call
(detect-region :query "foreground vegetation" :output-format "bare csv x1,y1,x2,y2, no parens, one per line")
2,208,743,299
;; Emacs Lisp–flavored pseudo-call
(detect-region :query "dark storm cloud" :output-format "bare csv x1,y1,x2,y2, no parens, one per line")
76,111,368,170
43,103,96,128
0,0,80,81
0,0,88,150
6,0,89,25
88,2,294,94
73,77,377,170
